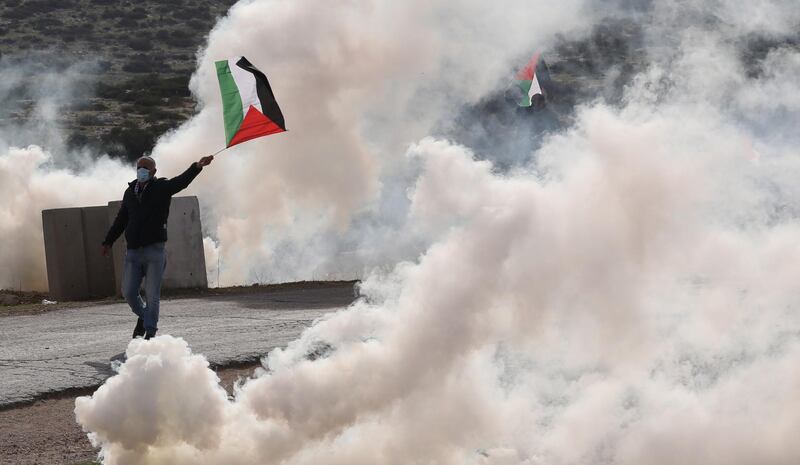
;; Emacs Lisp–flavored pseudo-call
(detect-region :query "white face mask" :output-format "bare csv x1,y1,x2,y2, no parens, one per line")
136,167,151,183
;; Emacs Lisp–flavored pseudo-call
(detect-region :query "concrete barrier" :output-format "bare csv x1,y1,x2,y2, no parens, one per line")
108,196,208,295
81,206,116,298
43,196,208,301
161,196,208,290
42,208,91,301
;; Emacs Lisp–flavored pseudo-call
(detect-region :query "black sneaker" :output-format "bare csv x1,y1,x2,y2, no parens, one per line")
132,318,145,339
144,328,157,340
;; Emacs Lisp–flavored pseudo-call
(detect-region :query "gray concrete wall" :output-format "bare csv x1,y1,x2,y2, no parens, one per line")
43,196,207,301
162,196,208,289
107,201,126,294
42,208,90,301
109,196,208,295
81,206,116,298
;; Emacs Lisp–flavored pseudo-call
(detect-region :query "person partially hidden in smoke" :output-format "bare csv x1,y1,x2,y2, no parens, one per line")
528,93,564,136
101,155,214,340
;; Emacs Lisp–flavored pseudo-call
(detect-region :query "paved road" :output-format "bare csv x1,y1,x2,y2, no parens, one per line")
0,284,357,408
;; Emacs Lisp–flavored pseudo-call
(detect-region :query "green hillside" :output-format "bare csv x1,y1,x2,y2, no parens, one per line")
0,0,236,161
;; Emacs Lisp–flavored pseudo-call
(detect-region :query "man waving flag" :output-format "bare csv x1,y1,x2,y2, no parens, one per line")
215,56,286,148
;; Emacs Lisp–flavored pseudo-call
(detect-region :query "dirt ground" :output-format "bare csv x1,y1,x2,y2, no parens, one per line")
0,281,357,464
0,363,260,465
0,280,357,317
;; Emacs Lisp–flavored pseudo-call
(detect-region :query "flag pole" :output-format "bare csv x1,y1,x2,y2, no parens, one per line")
210,146,228,157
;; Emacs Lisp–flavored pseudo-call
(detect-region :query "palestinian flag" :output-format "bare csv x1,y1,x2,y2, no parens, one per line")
516,52,549,107
215,56,286,148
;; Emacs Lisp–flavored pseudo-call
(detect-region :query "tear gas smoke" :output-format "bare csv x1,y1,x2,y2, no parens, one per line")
153,0,593,285
0,146,129,290
0,59,130,290
0,0,591,289
72,0,800,463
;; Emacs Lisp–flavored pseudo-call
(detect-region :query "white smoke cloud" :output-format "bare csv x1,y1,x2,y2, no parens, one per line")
0,57,131,291
0,0,787,461
74,0,800,461
0,0,592,289
147,0,594,285
0,146,130,289
74,108,800,462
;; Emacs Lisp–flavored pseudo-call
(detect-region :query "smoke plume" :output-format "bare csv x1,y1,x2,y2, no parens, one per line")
0,58,131,290
72,0,800,463
152,0,593,284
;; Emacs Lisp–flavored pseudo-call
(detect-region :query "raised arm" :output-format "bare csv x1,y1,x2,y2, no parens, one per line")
165,156,214,195
165,163,202,195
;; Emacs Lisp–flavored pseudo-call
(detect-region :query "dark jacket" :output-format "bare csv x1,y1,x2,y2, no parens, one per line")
103,163,202,249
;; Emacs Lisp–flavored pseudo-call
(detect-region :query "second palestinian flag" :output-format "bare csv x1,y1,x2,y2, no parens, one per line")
215,56,286,148
516,52,549,107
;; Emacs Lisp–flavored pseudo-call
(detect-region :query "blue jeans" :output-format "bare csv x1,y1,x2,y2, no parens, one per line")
122,242,166,332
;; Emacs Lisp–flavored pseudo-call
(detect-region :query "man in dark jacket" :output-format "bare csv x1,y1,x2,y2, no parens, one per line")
102,155,213,339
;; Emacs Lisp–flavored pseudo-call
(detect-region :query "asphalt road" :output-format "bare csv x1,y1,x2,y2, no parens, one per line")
0,283,357,408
